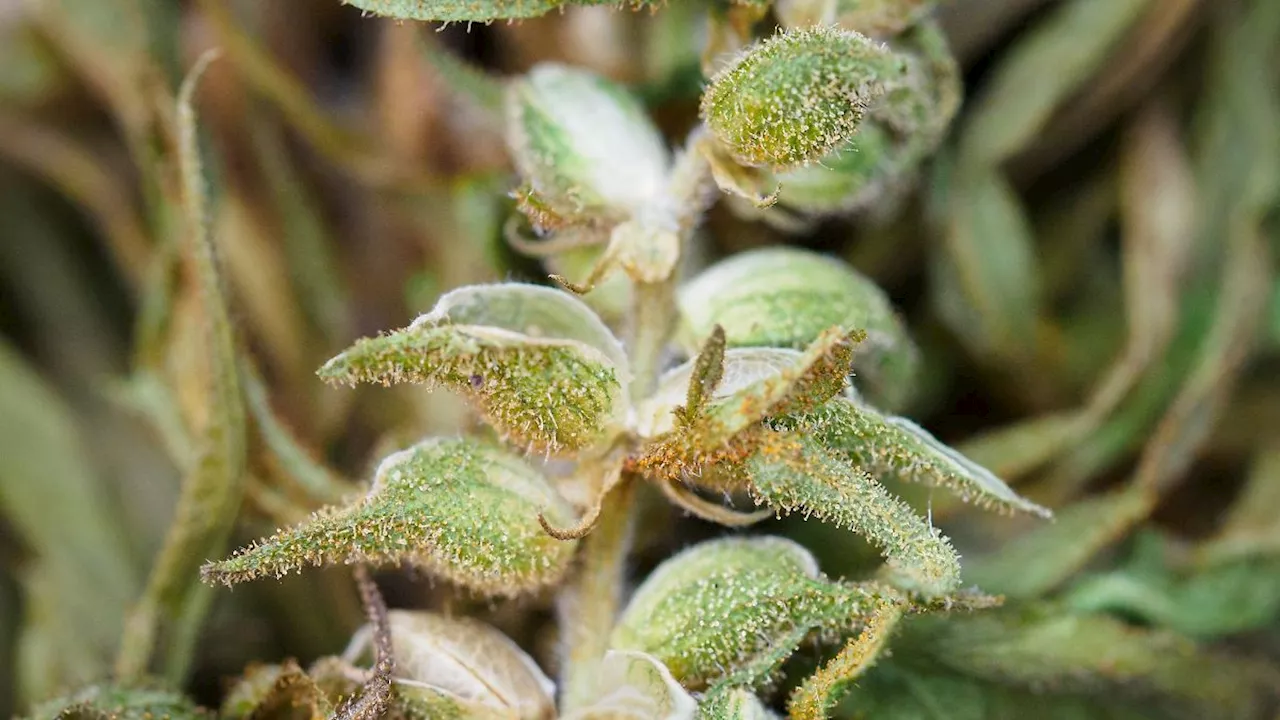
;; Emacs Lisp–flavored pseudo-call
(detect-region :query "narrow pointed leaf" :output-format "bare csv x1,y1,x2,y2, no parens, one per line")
319,283,627,454
611,536,900,690
678,248,918,409
778,397,1050,517
745,432,961,594
787,600,903,720
203,438,579,596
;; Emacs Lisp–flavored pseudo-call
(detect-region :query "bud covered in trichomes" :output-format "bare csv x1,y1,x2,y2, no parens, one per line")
203,437,579,596
697,688,778,720
25,684,209,720
677,248,919,410
508,63,670,229
701,26,904,169
318,283,628,455
610,536,903,690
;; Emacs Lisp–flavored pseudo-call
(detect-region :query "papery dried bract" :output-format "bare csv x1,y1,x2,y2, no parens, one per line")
318,283,627,454
508,63,669,228
701,26,902,169
610,536,900,689
203,437,579,596
561,650,697,720
678,248,918,409
351,611,555,720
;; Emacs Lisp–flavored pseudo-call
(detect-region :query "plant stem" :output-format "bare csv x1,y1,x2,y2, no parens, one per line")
560,279,674,710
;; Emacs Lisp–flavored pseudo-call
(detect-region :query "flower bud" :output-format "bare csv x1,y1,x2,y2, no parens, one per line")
508,63,670,228
700,26,903,170
677,248,919,410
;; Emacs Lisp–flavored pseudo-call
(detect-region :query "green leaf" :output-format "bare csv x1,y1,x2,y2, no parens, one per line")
778,0,938,38
203,437,579,596
744,432,961,595
677,248,918,409
904,606,1279,719
342,0,565,21
611,536,902,690
964,485,1150,599
508,63,669,227
788,599,903,720
777,397,1050,517
701,26,903,169
697,687,776,720
318,283,627,454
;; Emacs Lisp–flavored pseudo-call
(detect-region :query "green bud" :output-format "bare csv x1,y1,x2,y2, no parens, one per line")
777,397,1051,517
562,650,698,720
610,536,901,689
508,63,670,228
203,437,579,596
700,26,903,169
318,283,628,454
24,684,209,720
353,611,556,720
678,248,918,410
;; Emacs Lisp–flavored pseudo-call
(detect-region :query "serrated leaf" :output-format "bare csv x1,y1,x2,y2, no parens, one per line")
701,26,903,169
348,611,555,720
508,63,669,226
24,684,209,720
611,536,901,690
677,248,918,409
777,397,1050,517
203,437,578,596
318,283,627,454
787,599,902,720
562,650,697,720
744,432,961,595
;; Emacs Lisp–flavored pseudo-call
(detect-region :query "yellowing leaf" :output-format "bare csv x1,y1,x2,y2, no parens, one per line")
203,438,579,596
319,283,627,454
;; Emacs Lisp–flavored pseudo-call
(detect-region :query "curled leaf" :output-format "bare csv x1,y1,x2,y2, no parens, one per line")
562,650,697,720
318,283,627,454
700,26,902,169
787,599,903,720
611,536,901,690
203,437,579,596
677,248,918,409
508,63,669,228
348,610,555,720
777,397,1050,517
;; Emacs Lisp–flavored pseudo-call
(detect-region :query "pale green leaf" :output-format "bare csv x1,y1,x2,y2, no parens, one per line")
203,437,579,596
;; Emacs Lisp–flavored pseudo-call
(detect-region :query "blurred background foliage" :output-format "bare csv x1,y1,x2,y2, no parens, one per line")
0,0,1278,717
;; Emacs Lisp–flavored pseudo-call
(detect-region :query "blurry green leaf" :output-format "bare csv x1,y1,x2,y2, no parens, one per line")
745,432,961,595
563,650,698,720
964,485,1150,599
117,53,248,682
956,0,1152,166
900,606,1278,719
954,412,1089,484
778,397,1050,517
319,283,628,454
204,437,579,596
1198,449,1280,564
0,18,67,108
701,26,902,169
677,248,919,410
612,536,901,690
0,341,139,699
779,0,938,38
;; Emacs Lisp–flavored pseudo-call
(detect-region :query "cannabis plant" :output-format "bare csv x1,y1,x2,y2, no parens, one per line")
5,0,1280,719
